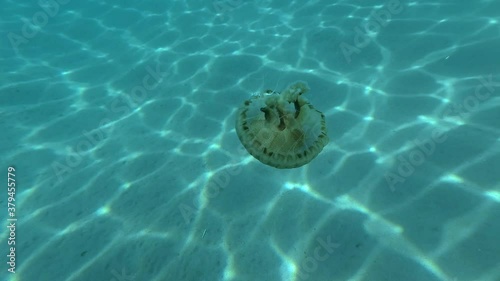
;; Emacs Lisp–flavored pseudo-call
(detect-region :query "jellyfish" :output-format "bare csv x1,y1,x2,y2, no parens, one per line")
235,81,329,168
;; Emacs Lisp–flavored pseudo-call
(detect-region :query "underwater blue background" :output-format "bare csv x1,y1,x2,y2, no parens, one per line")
1,0,500,280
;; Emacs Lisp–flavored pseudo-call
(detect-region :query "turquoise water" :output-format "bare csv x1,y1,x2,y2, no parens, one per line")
1,0,500,280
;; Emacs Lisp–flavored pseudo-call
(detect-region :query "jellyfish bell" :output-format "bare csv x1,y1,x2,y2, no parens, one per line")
235,81,329,169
